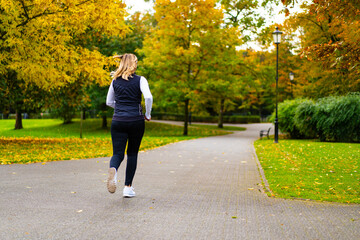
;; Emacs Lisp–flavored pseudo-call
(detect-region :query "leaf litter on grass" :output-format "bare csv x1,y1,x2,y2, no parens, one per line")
0,136,181,165
0,119,234,165
254,138,360,203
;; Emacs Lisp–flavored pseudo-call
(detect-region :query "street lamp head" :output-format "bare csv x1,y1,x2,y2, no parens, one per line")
272,27,283,44
289,71,295,81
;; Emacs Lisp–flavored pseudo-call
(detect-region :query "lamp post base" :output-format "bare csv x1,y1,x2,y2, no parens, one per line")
274,118,279,143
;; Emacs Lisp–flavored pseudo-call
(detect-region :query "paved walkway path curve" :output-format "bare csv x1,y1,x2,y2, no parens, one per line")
1,122,359,239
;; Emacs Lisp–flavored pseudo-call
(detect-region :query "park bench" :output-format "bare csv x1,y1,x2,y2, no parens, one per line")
260,127,271,139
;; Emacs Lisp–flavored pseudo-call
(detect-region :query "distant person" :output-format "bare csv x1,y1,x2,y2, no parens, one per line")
106,53,153,198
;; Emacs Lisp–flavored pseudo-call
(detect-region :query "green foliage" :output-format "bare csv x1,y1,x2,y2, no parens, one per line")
313,93,360,142
87,84,113,129
0,69,48,128
275,93,360,142
255,138,360,203
237,50,276,117
270,98,305,138
139,0,242,135
49,82,90,124
221,0,266,41
293,99,317,139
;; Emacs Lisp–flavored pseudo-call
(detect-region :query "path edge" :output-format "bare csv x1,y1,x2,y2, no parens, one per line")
252,140,273,196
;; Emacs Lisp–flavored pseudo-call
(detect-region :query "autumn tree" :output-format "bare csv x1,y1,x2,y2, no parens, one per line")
276,0,360,98
221,0,266,40
0,0,129,129
210,0,273,127
304,0,360,93
234,50,274,117
198,25,242,128
139,0,225,135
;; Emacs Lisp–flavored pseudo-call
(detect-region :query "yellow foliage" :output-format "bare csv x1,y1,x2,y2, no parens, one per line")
0,136,179,165
0,0,130,88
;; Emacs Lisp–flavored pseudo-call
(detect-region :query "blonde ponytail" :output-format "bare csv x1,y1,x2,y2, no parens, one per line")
112,53,138,80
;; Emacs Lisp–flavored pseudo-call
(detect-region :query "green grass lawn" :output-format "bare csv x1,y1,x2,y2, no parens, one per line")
0,119,237,164
0,119,235,139
255,138,360,204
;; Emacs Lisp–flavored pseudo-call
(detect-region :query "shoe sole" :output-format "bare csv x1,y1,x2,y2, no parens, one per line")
107,168,116,194
123,195,135,198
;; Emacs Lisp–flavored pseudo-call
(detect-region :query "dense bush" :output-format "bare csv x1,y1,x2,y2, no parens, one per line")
152,112,260,124
270,99,305,138
275,93,360,142
314,93,360,142
294,99,317,139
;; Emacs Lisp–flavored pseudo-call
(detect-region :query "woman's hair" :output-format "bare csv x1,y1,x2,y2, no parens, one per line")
112,53,138,80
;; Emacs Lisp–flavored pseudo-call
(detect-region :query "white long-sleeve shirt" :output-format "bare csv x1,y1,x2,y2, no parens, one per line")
106,76,153,119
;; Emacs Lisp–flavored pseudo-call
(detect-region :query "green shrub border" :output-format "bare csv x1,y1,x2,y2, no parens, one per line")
151,112,260,124
273,93,360,142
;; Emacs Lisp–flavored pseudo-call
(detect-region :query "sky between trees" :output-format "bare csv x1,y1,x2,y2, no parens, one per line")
124,0,306,51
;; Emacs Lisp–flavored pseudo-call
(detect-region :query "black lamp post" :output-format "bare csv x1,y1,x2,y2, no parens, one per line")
272,27,282,143
289,71,295,96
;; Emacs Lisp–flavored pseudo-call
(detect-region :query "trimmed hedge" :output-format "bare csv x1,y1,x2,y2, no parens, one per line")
152,112,260,124
274,93,360,142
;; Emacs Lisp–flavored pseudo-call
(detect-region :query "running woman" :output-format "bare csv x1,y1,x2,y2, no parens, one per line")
106,53,153,198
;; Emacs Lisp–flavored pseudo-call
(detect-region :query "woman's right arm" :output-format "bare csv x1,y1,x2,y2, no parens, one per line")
106,81,115,109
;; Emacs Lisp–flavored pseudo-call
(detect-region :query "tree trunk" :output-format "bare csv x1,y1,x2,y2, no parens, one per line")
80,110,83,139
82,108,86,120
63,110,73,124
63,116,72,124
183,99,189,136
102,115,108,129
259,106,262,122
218,98,224,128
15,110,23,130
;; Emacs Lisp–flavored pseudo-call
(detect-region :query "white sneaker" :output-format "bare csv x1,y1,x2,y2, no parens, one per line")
107,168,117,194
123,186,136,198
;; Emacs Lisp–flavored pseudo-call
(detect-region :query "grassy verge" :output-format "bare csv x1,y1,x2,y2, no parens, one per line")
254,138,360,204
0,119,235,164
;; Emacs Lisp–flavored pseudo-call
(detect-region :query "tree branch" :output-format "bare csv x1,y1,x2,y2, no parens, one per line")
192,54,205,82
16,0,92,28
20,0,30,20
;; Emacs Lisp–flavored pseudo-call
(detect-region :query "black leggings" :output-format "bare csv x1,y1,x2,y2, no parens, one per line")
110,120,145,186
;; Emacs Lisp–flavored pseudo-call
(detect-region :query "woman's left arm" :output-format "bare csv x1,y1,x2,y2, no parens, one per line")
106,81,116,108
140,77,153,120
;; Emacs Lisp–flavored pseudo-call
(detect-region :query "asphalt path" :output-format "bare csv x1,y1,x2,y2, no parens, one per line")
1,122,359,239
